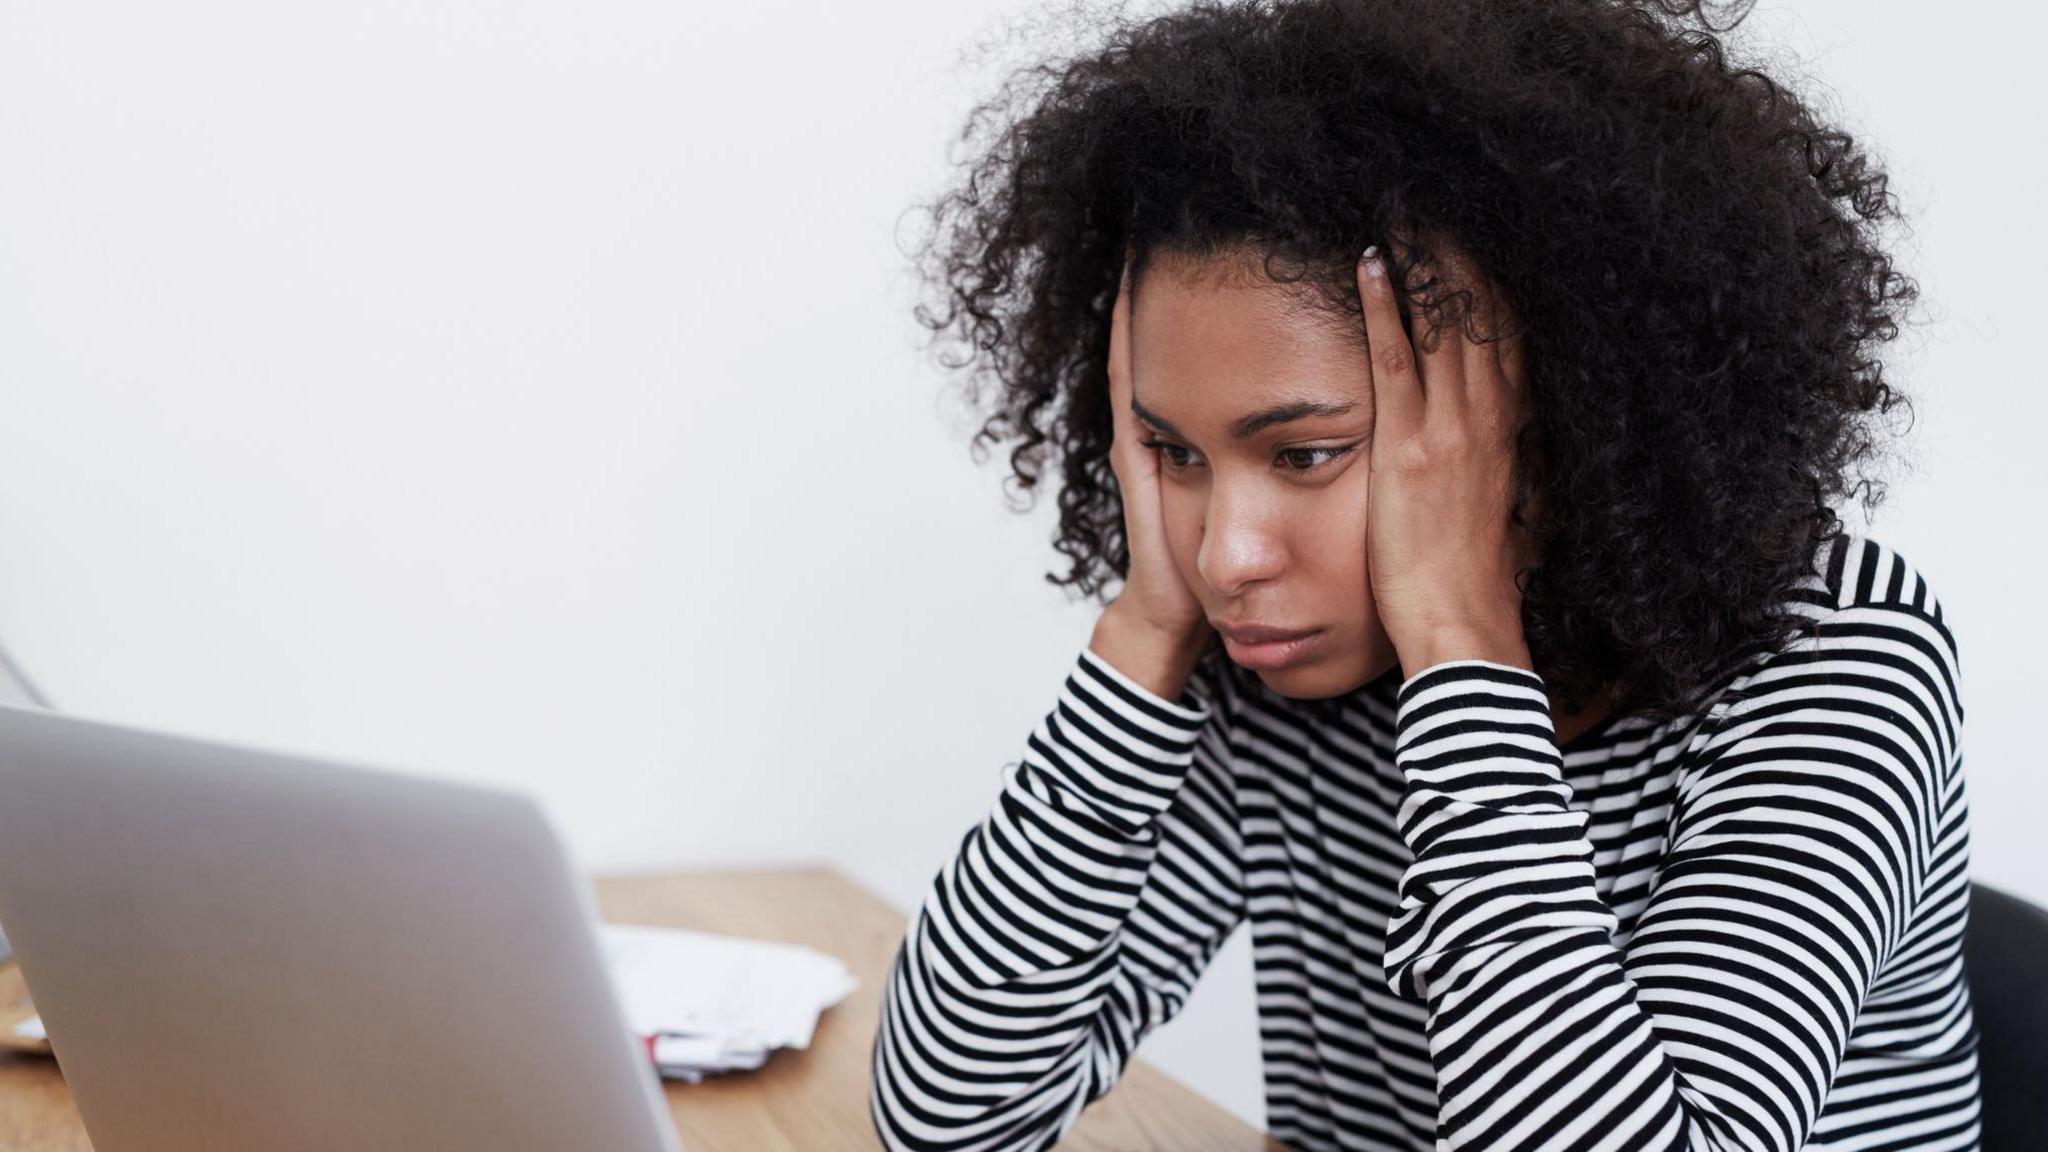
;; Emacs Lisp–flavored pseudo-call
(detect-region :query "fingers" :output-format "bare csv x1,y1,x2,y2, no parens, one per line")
1365,233,1527,445
1391,234,1467,415
1357,245,1424,439
1107,252,1149,487
1495,294,1529,417
1447,247,1529,436
1109,256,1133,410
1450,243,1500,387
1109,257,1133,430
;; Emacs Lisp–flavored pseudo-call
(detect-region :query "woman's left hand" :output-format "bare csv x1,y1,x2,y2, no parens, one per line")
1356,237,1537,676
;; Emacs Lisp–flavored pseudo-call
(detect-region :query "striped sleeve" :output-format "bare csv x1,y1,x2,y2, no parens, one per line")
868,644,1245,1152
1380,599,1961,1152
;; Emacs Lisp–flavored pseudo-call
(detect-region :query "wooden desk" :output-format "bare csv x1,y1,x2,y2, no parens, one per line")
0,866,1290,1151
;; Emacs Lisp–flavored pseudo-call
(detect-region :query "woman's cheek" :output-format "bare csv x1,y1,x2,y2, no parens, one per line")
1163,490,1211,598
1336,460,1374,540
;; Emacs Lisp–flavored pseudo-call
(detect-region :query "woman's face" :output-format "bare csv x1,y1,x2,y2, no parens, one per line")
1128,250,1402,700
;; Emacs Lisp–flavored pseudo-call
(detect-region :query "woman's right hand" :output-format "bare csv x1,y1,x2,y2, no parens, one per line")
1093,254,1216,697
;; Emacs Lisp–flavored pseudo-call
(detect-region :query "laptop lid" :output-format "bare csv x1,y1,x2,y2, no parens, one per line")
0,635,54,962
0,700,682,1152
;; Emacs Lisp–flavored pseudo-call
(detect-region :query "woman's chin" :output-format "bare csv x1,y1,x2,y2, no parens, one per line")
1246,647,1398,701
1250,662,1356,701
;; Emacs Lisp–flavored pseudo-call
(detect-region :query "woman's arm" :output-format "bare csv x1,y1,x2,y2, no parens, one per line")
1380,596,1963,1152
868,644,1244,1152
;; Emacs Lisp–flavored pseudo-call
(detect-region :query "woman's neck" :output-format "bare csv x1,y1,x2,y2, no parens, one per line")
1550,684,1623,748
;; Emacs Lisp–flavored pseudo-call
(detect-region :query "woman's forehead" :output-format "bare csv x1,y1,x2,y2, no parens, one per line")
1130,264,1374,425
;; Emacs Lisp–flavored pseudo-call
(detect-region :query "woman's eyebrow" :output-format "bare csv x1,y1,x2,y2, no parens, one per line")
1132,394,1360,441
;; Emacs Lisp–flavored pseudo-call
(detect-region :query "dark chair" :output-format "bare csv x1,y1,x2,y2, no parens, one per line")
1967,882,2048,1152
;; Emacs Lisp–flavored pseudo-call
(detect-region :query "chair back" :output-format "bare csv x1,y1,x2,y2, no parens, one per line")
1967,882,2048,1152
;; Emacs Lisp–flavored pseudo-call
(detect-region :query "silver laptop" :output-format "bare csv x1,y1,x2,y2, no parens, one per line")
0,699,683,1152
0,636,53,962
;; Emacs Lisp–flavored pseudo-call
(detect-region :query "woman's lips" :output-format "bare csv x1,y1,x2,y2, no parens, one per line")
1217,626,1323,670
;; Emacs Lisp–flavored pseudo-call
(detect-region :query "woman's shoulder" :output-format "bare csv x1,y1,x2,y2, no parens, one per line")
1808,527,1954,625
1705,527,1957,676
1696,527,1964,733
1573,528,1958,752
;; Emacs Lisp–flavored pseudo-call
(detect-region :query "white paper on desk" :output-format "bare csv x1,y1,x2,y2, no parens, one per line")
650,1032,769,1073
599,923,857,1058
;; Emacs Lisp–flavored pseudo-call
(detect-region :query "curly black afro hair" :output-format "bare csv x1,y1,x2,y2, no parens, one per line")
904,0,1921,724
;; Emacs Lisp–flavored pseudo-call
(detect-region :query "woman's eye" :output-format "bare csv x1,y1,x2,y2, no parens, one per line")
1278,446,1354,472
1137,440,1355,474
1137,438,1196,468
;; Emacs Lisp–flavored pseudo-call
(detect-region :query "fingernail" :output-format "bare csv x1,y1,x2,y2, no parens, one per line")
1361,246,1383,278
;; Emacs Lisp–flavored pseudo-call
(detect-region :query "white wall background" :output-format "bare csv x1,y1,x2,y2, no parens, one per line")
0,0,2039,1134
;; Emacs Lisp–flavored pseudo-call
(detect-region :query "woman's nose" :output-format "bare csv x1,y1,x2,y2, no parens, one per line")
1195,497,1285,596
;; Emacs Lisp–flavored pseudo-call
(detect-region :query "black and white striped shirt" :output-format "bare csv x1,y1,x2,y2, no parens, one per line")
870,529,1979,1152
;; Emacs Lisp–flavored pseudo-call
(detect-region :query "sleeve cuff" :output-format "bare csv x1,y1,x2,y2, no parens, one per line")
1017,646,1213,834
1076,644,1213,729
1382,658,1611,1000
1393,658,1554,753
1394,657,1546,705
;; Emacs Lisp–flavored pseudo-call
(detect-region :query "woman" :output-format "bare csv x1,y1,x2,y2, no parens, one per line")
869,1,1977,1150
